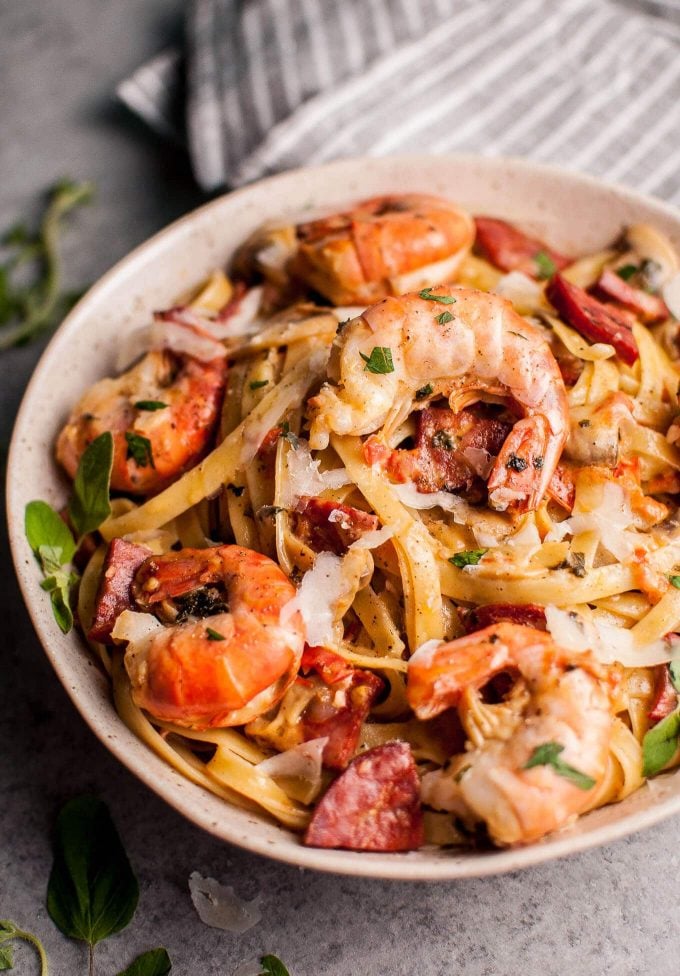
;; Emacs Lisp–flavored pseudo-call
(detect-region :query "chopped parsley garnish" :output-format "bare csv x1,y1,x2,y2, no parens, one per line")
431,430,455,450
436,310,454,325
523,742,595,789
418,288,457,304
249,379,269,390
506,453,528,472
125,432,155,468
360,346,394,374
206,627,226,641
669,575,680,589
134,400,168,411
416,383,433,400
616,263,639,281
449,549,487,568
534,251,557,280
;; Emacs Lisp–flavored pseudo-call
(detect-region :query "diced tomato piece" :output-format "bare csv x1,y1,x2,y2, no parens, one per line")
648,665,678,726
291,498,379,555
460,603,547,634
88,539,151,644
303,741,424,852
474,217,570,279
546,273,639,365
596,268,669,324
301,646,383,769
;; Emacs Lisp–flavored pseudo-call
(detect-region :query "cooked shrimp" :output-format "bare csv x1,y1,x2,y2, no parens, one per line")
407,623,617,845
125,545,305,728
291,194,475,305
309,285,569,511
56,348,227,495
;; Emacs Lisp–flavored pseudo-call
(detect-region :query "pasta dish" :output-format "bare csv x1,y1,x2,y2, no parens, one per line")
38,192,680,851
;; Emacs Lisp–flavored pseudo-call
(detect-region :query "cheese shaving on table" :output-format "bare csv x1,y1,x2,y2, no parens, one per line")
188,872,262,933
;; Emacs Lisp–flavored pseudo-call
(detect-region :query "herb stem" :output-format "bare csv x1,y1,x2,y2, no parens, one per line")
89,942,95,976
0,923,50,976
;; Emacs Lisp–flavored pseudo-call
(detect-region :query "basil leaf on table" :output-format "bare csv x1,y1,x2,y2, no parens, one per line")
67,431,114,538
116,948,172,976
260,956,291,976
47,796,139,945
25,500,76,568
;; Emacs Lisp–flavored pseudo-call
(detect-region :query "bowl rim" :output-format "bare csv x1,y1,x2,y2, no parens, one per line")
8,152,680,880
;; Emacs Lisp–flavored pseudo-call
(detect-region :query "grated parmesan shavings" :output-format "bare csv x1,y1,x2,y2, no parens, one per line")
189,872,262,933
545,605,680,667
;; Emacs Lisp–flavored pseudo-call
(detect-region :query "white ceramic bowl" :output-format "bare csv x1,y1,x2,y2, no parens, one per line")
8,155,680,879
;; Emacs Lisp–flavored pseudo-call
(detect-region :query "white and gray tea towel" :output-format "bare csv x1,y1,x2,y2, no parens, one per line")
118,0,680,202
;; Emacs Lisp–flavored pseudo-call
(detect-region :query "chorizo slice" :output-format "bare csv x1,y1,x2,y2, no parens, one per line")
301,646,383,769
546,273,639,365
291,498,379,555
304,741,424,852
460,603,547,634
474,217,569,279
88,539,151,643
595,268,669,324
648,666,678,726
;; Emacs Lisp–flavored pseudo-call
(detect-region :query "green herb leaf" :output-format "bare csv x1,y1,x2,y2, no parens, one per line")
68,431,113,539
415,383,433,401
669,575,680,589
0,179,94,351
116,948,172,976
418,288,457,304
206,627,225,642
669,661,680,694
642,709,680,777
449,549,487,568
533,251,557,280
249,379,269,390
0,945,12,970
125,432,155,469
435,311,454,325
431,430,455,450
260,956,291,976
134,400,168,411
25,500,76,568
42,573,76,634
360,346,394,374
523,742,596,789
0,920,48,974
506,453,528,472
616,264,639,281
47,795,139,946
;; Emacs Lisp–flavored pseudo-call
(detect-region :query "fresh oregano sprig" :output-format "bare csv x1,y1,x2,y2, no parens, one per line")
25,431,113,632
0,179,94,350
0,919,49,974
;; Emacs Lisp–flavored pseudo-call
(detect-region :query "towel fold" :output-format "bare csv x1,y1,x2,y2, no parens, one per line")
118,0,680,203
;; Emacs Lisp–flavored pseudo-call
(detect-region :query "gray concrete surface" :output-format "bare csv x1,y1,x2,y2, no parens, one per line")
1,2,679,974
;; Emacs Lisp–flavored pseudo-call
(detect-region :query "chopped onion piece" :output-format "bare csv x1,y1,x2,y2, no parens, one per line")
545,606,680,667
189,872,262,933
461,446,494,480
258,737,327,801
350,525,395,549
391,482,464,519
110,609,163,645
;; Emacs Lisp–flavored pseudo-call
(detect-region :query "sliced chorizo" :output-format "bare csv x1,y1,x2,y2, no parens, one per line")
88,539,151,643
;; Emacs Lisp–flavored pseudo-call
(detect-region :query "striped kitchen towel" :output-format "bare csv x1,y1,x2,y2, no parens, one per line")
118,0,680,203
